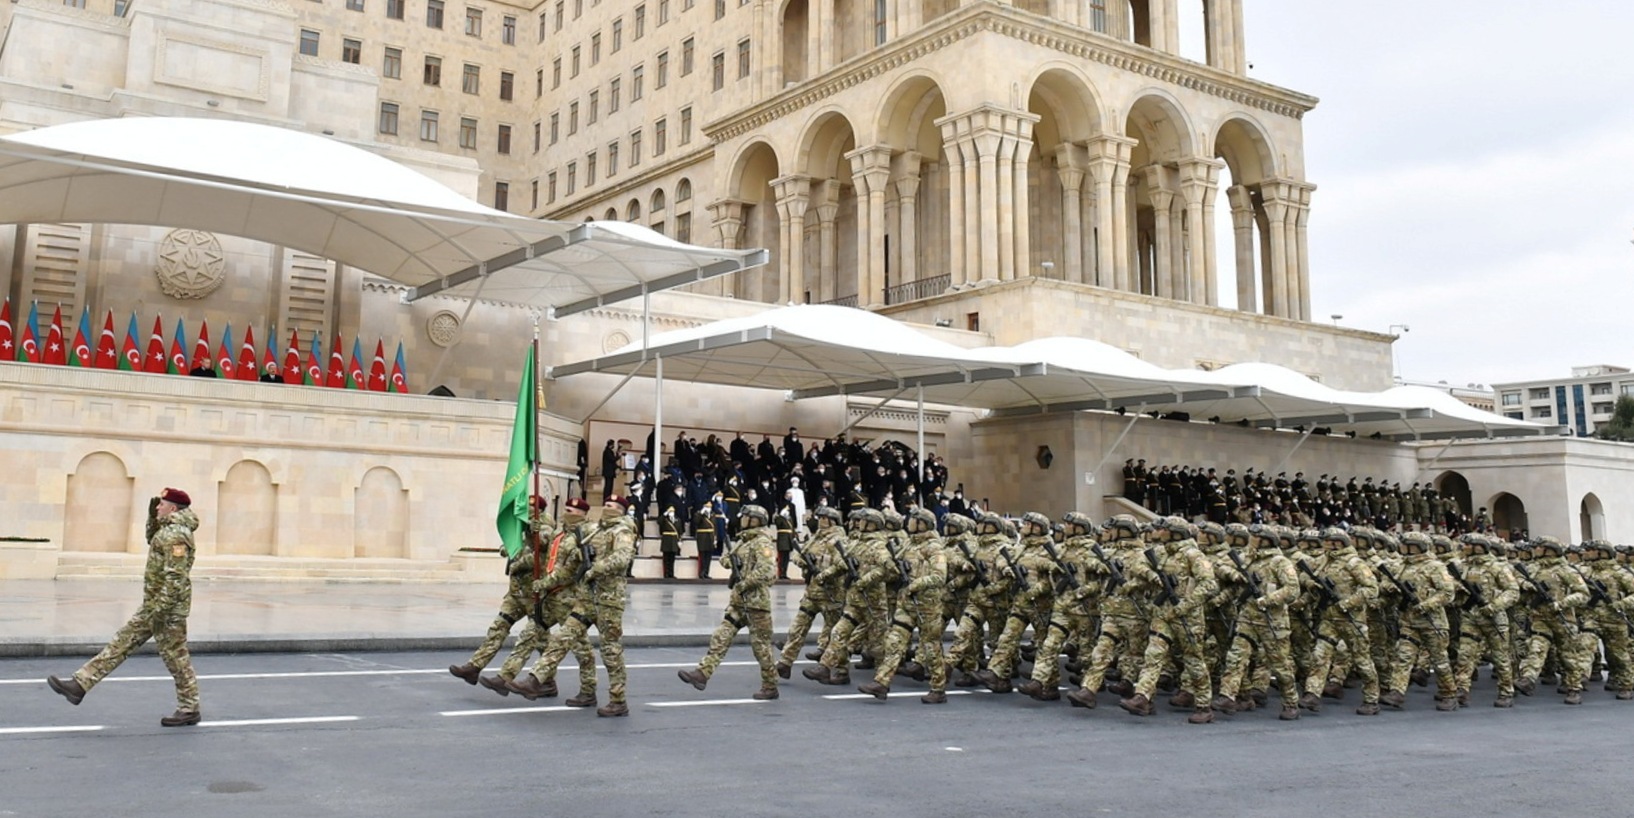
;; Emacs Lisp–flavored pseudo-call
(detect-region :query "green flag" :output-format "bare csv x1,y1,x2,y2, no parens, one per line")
495,345,537,559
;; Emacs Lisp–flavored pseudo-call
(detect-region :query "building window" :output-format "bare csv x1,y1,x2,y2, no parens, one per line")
627,199,642,220
536,68,544,96
679,106,692,145
1504,411,1524,420
341,37,362,64
568,101,579,134
549,112,560,143
539,11,549,40
533,121,541,152
610,78,621,112
571,45,581,77
874,0,887,45
299,29,320,57
503,15,516,44
387,0,404,19
554,0,564,28
630,129,642,166
676,178,691,202
612,19,623,52
466,7,482,36
1591,383,1613,396
608,142,619,176
658,0,669,24
378,102,400,135
497,124,512,154
714,0,725,19
682,37,695,75
1088,0,1107,32
573,0,583,18
567,162,577,194
588,90,599,124
420,110,439,141
1593,402,1614,415
675,211,691,243
634,4,646,38
1529,388,1550,400
531,179,539,210
424,56,442,85
115,0,129,14
459,117,477,149
737,38,750,78
683,0,694,11
1531,406,1553,418
656,51,669,88
347,0,364,10
1500,392,1521,407
654,117,667,155
552,58,562,88
462,63,480,94
711,52,724,91
383,47,402,78
547,171,558,203
587,152,597,186
495,181,509,211
427,0,444,28
592,33,602,64
632,65,644,100
500,71,514,100
1623,384,1634,397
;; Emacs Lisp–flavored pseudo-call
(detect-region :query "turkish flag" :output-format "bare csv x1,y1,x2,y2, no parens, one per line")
143,316,167,373
237,325,259,380
193,320,212,373
0,298,15,360
368,340,389,392
95,311,119,370
326,334,346,388
283,329,303,385
43,305,67,365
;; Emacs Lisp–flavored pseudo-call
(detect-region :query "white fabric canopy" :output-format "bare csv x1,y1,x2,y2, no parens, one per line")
0,117,765,315
553,304,1557,442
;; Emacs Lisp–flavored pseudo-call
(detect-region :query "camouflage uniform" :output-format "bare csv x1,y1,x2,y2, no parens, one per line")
1019,514,1105,699
946,515,1016,681
862,510,950,702
500,517,598,694
1515,537,1592,701
979,513,1059,691
1216,524,1302,718
1300,529,1382,714
1382,532,1459,709
686,506,779,694
1066,518,1155,710
525,514,637,710
777,510,849,672
1120,517,1219,723
1451,535,1520,705
464,510,557,676
71,504,201,714
1579,542,1634,698
804,509,897,685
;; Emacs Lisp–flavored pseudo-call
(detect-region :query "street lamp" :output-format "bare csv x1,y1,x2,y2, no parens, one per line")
1330,314,1343,325
1389,324,1411,383
1040,260,1055,279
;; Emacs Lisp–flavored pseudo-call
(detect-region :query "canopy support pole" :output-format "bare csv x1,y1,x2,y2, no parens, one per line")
422,266,492,394
654,354,664,482
1415,437,1461,482
1271,427,1315,476
1088,414,1141,483
838,387,911,437
915,385,925,471
579,370,638,423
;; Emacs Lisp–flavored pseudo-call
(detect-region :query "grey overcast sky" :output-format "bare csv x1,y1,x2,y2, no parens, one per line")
1190,1,1634,388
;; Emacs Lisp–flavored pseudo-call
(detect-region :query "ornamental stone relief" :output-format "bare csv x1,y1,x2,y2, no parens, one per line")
154,229,227,299
428,311,462,347
603,330,631,354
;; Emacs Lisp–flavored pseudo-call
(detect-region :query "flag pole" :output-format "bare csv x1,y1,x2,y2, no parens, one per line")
531,314,542,514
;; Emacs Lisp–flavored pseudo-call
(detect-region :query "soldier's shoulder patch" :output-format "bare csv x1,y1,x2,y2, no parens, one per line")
171,544,187,558
760,544,775,558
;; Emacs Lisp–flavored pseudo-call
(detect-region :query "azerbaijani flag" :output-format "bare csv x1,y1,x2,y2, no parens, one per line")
496,345,537,558
167,317,187,374
346,337,366,390
68,310,92,368
118,312,141,371
216,322,236,380
389,341,407,393
18,301,40,363
306,331,323,385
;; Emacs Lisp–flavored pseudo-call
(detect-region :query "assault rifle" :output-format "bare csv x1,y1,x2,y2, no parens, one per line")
954,537,990,586
832,539,861,585
1376,562,1445,639
1225,549,1277,639
1445,562,1487,610
1578,570,1634,633
882,535,912,592
727,549,743,590
999,544,1030,592
1296,558,1367,634
1090,543,1126,589
1144,548,1179,606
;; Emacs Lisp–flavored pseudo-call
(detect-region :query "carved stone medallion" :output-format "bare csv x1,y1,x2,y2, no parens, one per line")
428,311,462,348
155,229,226,299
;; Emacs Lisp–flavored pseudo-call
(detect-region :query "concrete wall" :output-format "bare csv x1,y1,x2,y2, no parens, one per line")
1427,437,1634,543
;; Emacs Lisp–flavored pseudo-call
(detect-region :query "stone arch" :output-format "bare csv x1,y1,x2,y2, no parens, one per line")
650,189,667,213
1491,491,1528,539
1580,492,1605,541
876,73,949,155
796,108,862,176
779,0,810,85
716,140,783,300
793,110,861,304
64,451,134,553
603,207,618,220
1124,91,1198,299
676,178,692,203
626,198,642,221
1125,91,1196,161
217,459,276,556
724,139,784,200
1211,114,1280,312
1211,115,1277,184
1434,471,1471,522
354,466,408,558
1026,66,1110,287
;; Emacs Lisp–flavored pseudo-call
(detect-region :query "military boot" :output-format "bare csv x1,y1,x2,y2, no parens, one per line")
857,681,890,700
1515,677,1537,696
565,691,598,707
1105,679,1135,698
921,690,948,704
479,674,514,697
1211,694,1238,715
1156,674,1176,693
1355,701,1380,715
1380,690,1406,709
595,701,628,717
1248,688,1268,708
507,674,558,700
1298,692,1322,712
1278,704,1301,721
1564,690,1583,705
753,685,780,700
160,710,201,727
1616,690,1634,701
802,665,833,684
897,661,928,682
805,649,824,661
1167,690,1195,709
1016,680,1058,701
1187,707,1215,725
952,668,980,688
1066,687,1098,709
1321,680,1345,700
1410,669,1430,688
448,663,481,685
47,676,85,706
854,654,877,671
776,662,792,680
1119,692,1153,716
974,669,1011,694
1435,696,1459,711
1493,696,1514,708
677,668,709,691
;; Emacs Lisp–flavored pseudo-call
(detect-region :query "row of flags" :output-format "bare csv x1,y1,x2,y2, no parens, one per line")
0,298,409,392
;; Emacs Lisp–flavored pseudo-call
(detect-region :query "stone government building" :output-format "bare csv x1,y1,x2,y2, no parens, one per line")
0,0,1626,580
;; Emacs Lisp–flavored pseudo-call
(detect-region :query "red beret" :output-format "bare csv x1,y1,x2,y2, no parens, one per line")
565,498,590,513
604,495,631,509
161,487,191,507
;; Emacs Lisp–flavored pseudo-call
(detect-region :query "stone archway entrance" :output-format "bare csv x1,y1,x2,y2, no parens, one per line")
1581,493,1605,541
1492,492,1528,540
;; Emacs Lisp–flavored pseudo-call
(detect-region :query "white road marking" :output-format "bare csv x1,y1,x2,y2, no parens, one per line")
440,706,578,717
1,662,762,685
647,698,769,707
821,690,984,700
199,716,359,727
0,725,104,735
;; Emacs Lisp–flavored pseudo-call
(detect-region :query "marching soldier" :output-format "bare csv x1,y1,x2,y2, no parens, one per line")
1299,528,1382,715
1380,532,1459,711
1215,523,1303,720
1017,513,1105,702
1515,536,1591,704
679,504,780,700
1118,516,1219,724
803,508,896,686
858,508,950,703
482,498,597,699
977,512,1059,693
776,506,849,677
1451,534,1520,707
1067,516,1155,709
947,513,1018,686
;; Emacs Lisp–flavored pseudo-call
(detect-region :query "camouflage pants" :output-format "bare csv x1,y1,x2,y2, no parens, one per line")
1135,608,1212,705
1081,611,1150,694
818,586,880,672
1030,597,1094,689
1219,606,1298,706
503,594,597,691
467,587,530,669
1454,611,1515,699
76,607,198,712
988,593,1053,679
1583,612,1633,692
698,603,776,687
1388,612,1455,698
1369,606,1398,683
531,603,624,703
1306,607,1379,704
779,587,842,666
876,592,948,691
1519,608,1591,692
946,599,1005,673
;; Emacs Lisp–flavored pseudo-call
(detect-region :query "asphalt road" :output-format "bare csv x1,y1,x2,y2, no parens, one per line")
1,648,1627,817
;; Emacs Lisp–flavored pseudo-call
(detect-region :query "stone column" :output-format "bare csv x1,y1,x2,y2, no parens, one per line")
1107,0,1130,39
938,119,967,287
771,175,812,304
1258,180,1291,318
1169,195,1187,300
996,125,1017,281
892,152,923,288
1010,114,1035,280
1178,158,1222,306
817,0,834,73
1054,143,1086,284
971,116,1002,284
807,0,823,78
1144,166,1174,299
815,179,842,302
1086,135,1135,291
707,199,749,250
847,145,894,306
1150,0,1179,55
1225,184,1256,311
1228,0,1246,74
1293,182,1315,322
